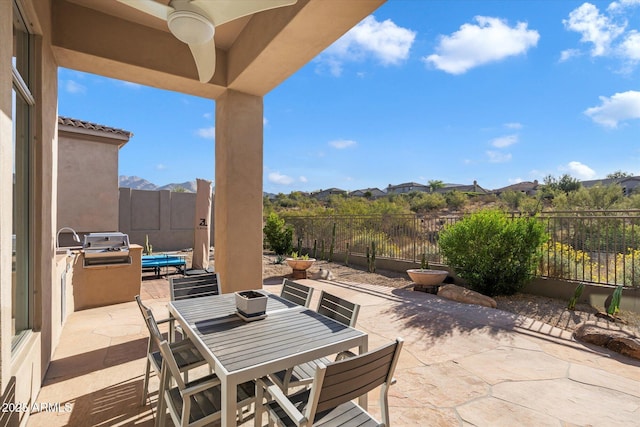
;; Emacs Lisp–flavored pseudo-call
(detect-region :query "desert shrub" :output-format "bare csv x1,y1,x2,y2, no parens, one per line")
438,209,548,296
263,212,293,255
539,241,594,281
445,190,467,210
409,192,446,212
616,249,640,287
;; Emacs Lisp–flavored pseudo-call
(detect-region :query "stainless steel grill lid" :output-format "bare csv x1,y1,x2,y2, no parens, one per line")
82,232,130,263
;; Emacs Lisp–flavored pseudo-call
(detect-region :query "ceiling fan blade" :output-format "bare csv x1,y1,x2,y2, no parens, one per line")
192,0,297,27
116,0,173,20
188,38,217,83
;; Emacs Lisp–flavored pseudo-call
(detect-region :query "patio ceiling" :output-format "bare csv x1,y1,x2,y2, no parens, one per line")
51,0,386,99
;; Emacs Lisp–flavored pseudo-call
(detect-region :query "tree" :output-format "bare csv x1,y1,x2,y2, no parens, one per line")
428,180,445,192
542,174,581,195
606,171,632,179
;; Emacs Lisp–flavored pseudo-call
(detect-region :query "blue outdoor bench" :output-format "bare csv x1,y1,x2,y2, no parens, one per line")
142,254,186,276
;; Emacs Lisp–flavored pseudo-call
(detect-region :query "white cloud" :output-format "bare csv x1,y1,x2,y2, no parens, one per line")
559,48,582,62
196,126,215,139
299,176,308,183
584,90,640,127
621,30,640,60
491,134,518,148
268,172,294,185
563,3,626,57
329,139,357,149
508,177,524,184
156,164,167,170
608,0,640,12
319,16,416,76
566,161,597,179
203,112,213,120
65,80,86,94
423,16,539,74
486,150,512,163
504,122,523,129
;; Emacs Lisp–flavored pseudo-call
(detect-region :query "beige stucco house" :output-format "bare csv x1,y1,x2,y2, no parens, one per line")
1,0,385,422
57,116,133,243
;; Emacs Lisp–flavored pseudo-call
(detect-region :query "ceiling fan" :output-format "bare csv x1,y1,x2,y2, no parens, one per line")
117,0,298,83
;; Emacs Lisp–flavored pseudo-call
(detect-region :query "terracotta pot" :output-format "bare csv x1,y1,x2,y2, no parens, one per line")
407,269,448,286
285,258,316,271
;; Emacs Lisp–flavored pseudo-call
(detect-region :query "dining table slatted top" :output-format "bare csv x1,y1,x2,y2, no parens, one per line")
168,290,368,382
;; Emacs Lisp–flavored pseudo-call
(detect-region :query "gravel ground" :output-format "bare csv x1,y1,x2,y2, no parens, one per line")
261,254,640,334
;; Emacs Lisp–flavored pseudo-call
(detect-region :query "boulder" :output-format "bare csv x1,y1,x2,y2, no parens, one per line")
437,284,497,308
574,322,640,360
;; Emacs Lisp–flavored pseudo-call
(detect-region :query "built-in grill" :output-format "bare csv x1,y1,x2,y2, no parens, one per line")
82,232,131,267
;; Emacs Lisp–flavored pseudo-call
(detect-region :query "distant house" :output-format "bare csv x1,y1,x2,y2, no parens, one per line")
493,180,539,196
386,182,429,194
581,176,640,196
433,181,489,194
311,188,348,200
350,188,386,199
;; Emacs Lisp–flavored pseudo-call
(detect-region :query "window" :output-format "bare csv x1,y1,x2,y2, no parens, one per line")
12,0,34,349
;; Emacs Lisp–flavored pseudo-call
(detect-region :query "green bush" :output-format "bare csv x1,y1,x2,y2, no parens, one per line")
263,212,293,255
438,209,548,296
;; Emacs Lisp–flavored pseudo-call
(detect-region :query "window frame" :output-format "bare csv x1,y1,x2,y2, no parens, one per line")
11,0,35,352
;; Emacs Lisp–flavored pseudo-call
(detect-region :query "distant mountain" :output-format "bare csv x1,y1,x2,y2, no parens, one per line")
158,181,197,192
119,175,158,190
119,175,198,193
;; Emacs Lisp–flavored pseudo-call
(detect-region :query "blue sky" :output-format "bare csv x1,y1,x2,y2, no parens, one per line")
58,0,640,193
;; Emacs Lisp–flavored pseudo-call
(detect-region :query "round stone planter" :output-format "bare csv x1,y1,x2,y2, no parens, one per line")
286,258,316,279
407,269,448,294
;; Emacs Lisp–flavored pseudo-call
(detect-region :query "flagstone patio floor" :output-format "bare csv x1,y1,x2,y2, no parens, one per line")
27,273,640,426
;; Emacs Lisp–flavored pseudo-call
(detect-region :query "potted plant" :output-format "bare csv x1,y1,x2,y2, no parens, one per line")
235,290,268,320
286,252,316,278
407,253,448,293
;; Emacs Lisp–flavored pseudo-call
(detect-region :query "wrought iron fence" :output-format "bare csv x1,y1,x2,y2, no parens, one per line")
283,210,640,287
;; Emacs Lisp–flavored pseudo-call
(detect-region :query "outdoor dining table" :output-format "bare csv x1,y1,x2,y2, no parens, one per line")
168,291,369,427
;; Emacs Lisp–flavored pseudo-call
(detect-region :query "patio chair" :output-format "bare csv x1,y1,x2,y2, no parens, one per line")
135,296,207,407
270,291,361,391
280,279,314,307
256,338,404,427
156,339,255,427
169,272,220,301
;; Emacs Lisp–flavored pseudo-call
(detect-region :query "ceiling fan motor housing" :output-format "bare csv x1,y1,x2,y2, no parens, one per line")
167,10,215,45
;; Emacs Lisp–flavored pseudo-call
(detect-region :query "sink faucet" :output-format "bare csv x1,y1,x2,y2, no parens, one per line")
56,227,80,249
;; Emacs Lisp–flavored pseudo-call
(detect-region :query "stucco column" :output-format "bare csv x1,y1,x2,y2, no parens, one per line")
215,90,263,293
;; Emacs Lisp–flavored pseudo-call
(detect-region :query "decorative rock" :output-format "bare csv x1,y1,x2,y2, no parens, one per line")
574,322,640,360
437,284,497,308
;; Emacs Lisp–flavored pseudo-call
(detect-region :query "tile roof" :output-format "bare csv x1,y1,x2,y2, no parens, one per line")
58,116,133,138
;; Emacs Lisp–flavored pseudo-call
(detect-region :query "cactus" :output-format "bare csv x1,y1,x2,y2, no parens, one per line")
313,239,317,259
320,240,325,260
345,242,350,266
329,223,336,262
297,237,302,255
144,234,153,255
366,246,370,270
370,241,376,273
421,252,429,270
567,283,585,310
607,285,623,316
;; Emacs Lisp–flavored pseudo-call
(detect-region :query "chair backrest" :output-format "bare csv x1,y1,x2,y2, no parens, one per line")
280,279,314,307
135,295,163,348
157,339,188,391
170,273,220,301
316,291,360,327
309,338,403,419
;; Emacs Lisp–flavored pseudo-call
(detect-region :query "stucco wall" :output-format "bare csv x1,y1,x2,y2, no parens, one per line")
57,132,121,234
119,188,215,252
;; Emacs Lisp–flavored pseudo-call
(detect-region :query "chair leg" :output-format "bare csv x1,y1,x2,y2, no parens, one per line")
254,382,264,427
